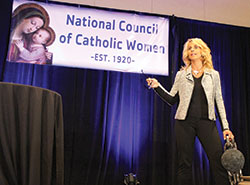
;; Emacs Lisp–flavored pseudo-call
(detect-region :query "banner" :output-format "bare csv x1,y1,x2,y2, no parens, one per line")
8,0,169,75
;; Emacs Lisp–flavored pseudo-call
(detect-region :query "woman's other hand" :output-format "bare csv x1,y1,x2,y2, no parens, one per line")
223,129,234,141
146,78,159,89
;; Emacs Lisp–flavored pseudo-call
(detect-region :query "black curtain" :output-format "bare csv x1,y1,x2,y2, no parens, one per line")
0,0,250,185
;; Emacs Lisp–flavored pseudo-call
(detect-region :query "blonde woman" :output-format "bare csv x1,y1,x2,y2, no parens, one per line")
146,38,233,185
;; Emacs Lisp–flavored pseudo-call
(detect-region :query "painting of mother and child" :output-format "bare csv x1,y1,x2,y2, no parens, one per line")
7,2,56,65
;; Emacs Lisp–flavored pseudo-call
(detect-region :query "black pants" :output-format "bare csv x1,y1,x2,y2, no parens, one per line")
175,118,230,185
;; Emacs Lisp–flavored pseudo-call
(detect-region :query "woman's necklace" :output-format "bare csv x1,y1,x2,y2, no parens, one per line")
192,69,201,75
192,67,203,75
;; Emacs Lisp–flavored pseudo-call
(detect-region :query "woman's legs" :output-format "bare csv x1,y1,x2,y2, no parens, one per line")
197,120,230,185
175,119,196,185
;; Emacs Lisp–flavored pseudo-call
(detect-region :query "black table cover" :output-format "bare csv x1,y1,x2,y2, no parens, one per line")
0,82,64,185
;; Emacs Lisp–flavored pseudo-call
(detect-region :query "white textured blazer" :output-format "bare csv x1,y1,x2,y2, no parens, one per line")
155,66,229,130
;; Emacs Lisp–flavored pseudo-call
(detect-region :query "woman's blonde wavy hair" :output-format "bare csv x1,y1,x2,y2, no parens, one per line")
182,38,214,70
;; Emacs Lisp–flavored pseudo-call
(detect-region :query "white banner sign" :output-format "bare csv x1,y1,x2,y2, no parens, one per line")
8,0,169,75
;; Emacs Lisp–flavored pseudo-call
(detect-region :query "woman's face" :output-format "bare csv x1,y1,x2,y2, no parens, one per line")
20,16,44,34
187,42,202,61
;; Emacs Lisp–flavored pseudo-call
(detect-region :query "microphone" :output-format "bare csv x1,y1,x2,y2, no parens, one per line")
148,81,153,89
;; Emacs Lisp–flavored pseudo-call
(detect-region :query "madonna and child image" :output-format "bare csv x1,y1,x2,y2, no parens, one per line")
7,3,56,65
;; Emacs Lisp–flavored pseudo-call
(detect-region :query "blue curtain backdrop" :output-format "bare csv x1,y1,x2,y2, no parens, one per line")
0,0,250,185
